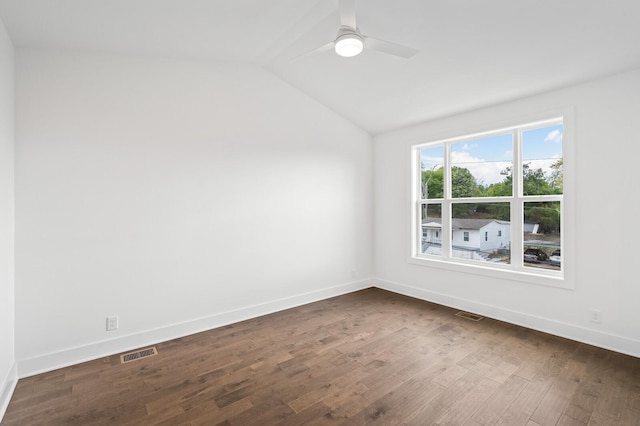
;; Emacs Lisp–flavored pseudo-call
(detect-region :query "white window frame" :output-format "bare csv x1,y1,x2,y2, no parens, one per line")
409,112,574,289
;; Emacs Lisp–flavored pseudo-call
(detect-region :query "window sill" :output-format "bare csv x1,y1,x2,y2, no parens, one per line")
408,255,573,290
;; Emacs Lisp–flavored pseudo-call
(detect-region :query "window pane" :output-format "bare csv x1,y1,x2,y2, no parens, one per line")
523,201,561,270
420,203,442,255
451,134,513,198
420,146,444,199
522,124,563,195
451,202,511,264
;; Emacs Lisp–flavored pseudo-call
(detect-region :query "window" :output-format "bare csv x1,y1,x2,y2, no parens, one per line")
412,117,565,283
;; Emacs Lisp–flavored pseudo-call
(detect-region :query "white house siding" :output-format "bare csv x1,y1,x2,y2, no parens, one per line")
422,222,442,244
451,221,510,252
479,222,510,252
452,229,478,249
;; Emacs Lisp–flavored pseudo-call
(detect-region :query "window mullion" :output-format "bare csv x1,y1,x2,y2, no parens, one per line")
512,129,523,268
442,143,452,260
514,129,522,198
411,115,565,284
412,147,423,258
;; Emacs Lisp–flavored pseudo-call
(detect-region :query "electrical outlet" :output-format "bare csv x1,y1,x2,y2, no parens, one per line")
590,309,602,324
106,315,119,331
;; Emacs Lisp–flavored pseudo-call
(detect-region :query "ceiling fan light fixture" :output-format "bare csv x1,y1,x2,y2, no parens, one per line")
334,33,363,57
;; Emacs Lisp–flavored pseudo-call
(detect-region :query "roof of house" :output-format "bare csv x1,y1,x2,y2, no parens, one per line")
422,217,510,230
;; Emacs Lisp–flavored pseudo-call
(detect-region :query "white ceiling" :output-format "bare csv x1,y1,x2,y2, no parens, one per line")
1,0,640,134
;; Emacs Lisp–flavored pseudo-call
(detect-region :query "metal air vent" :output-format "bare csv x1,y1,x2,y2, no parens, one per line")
455,311,484,322
120,347,158,364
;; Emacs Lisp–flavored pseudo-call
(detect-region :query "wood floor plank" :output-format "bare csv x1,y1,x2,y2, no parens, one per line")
357,374,446,425
409,361,495,423
3,288,639,426
530,358,588,425
433,376,502,424
470,374,529,425
557,413,589,426
619,408,640,426
494,373,556,425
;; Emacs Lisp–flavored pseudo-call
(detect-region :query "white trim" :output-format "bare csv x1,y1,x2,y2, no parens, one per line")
409,107,574,290
373,278,640,359
408,250,569,289
9,276,640,405
17,279,372,378
0,363,18,422
415,117,563,148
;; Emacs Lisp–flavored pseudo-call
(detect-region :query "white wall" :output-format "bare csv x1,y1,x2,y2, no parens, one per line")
0,16,16,419
374,68,640,357
9,44,639,404
14,50,373,375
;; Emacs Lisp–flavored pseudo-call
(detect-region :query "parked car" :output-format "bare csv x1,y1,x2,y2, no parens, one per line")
524,248,548,263
549,249,561,266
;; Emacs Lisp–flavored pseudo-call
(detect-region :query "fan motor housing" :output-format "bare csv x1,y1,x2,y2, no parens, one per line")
334,25,363,57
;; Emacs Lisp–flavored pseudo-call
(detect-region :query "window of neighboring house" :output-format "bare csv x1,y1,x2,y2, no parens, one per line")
412,116,566,285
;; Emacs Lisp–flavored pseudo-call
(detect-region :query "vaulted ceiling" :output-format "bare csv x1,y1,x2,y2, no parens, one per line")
1,0,639,134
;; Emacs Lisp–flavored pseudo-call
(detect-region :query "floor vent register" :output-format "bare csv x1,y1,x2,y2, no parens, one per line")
120,347,158,364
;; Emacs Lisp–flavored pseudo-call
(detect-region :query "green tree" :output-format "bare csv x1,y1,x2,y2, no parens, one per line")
421,167,443,198
549,159,563,194
523,163,552,196
485,167,513,197
484,203,510,221
451,166,481,198
451,167,482,217
525,202,560,234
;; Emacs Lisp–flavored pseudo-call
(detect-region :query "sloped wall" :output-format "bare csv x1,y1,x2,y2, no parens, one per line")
14,50,373,375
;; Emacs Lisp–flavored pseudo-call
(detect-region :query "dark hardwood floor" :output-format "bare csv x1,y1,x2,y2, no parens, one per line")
3,288,640,425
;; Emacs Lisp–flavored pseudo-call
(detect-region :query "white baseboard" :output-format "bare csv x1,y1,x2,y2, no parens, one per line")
17,279,372,378
0,362,18,423
373,278,640,359
16,276,638,382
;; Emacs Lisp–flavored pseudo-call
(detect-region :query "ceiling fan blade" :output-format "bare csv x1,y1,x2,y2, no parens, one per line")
291,41,335,63
363,36,418,58
339,0,357,29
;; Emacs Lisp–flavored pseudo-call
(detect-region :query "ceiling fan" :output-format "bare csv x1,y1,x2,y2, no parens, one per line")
295,0,418,60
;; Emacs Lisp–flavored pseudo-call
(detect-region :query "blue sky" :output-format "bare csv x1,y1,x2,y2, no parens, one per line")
421,124,563,185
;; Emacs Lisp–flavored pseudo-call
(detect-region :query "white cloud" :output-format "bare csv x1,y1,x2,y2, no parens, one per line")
452,151,510,185
461,142,478,151
420,155,443,171
544,129,563,143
